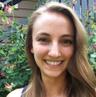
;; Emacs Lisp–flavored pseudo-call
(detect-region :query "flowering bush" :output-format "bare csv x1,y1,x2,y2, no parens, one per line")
0,5,31,97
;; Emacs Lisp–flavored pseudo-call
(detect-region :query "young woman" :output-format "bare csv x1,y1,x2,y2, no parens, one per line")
7,1,96,97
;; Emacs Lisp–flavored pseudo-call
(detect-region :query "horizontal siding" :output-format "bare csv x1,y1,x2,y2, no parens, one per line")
12,0,37,18
0,17,28,25
19,0,36,9
10,9,34,17
0,0,37,25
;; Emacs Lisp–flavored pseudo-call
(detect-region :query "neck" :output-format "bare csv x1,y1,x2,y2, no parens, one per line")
41,73,67,97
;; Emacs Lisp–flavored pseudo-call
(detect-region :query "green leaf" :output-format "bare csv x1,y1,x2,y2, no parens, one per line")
90,53,96,58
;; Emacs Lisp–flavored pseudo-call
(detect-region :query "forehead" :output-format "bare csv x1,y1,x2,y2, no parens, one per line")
34,12,73,26
33,12,74,36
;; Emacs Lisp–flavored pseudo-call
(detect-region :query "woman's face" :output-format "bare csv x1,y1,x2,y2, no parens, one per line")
31,12,74,78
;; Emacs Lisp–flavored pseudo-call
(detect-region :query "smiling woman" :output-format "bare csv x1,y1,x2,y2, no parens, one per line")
31,12,74,79
7,1,96,97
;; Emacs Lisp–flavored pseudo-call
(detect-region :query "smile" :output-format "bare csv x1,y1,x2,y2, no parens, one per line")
45,60,64,66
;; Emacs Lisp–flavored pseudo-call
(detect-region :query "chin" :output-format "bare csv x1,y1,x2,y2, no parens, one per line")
42,70,65,78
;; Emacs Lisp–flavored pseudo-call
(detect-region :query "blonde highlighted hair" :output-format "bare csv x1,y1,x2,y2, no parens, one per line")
23,1,96,97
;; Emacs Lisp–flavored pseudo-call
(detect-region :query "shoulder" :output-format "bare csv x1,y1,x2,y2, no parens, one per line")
6,88,24,97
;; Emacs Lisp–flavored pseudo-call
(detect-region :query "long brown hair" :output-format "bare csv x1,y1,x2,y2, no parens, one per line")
23,2,96,97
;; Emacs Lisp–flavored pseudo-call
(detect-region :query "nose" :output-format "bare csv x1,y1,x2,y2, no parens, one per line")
48,42,61,58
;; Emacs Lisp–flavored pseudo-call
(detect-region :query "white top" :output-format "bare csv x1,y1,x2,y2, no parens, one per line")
6,88,24,97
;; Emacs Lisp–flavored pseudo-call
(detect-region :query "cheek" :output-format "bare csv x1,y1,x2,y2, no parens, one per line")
32,43,48,57
62,46,74,58
32,44,48,67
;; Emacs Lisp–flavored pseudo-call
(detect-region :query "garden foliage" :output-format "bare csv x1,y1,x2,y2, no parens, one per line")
0,7,31,97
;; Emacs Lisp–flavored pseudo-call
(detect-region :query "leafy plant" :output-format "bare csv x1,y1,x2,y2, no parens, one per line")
0,7,31,97
88,19,96,72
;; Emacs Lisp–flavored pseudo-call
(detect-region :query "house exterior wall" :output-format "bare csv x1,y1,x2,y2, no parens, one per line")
0,0,37,25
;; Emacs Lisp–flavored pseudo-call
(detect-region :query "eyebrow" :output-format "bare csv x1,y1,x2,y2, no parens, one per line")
37,33,50,36
61,34,73,38
36,32,73,38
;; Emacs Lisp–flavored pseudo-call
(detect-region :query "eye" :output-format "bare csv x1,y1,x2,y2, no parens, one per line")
60,39,73,46
37,37,50,45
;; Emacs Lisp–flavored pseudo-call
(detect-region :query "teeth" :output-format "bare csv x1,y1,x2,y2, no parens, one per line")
45,60,63,66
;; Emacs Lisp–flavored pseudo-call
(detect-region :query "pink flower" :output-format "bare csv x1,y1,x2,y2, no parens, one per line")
1,17,13,26
88,32,94,36
4,5,13,14
6,17,13,25
93,44,96,49
0,72,5,78
4,83,13,91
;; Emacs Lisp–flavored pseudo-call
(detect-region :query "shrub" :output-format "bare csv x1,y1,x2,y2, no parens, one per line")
0,8,31,97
